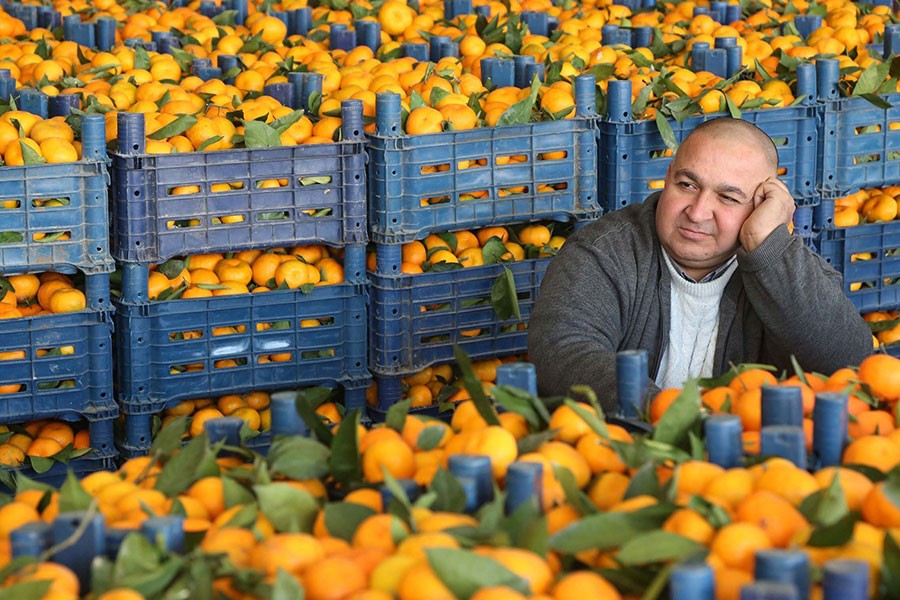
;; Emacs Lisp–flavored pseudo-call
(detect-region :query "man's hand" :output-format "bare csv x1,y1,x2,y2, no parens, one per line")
739,177,795,252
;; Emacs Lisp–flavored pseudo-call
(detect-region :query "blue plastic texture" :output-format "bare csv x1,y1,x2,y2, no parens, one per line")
816,81,900,195
815,216,900,312
117,379,370,458
0,155,112,275
0,415,117,493
368,80,601,244
110,109,367,263
370,248,549,374
598,81,818,212
114,248,369,412
0,274,115,423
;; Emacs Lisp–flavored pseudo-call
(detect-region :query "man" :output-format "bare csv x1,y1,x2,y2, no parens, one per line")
528,118,872,413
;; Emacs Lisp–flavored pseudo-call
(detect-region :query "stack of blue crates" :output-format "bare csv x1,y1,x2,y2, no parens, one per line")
109,101,371,457
0,109,117,486
365,71,602,419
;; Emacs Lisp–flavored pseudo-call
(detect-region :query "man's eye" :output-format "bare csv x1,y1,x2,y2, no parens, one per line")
678,181,694,190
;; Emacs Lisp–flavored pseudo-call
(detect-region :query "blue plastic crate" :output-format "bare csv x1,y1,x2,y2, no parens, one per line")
598,78,819,213
0,115,112,275
0,414,117,492
0,273,116,424
815,59,900,195
367,77,602,245
110,105,367,264
114,246,369,412
370,244,549,374
816,219,900,312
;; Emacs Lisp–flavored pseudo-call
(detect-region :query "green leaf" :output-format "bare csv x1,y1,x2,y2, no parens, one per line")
652,379,702,447
723,93,741,119
58,471,93,512
799,470,849,527
267,436,331,480
655,112,678,152
516,429,558,455
294,388,335,445
154,436,219,496
881,531,900,597
386,399,411,433
113,533,162,581
323,502,376,542
503,496,548,555
0,581,53,600
195,136,224,152
497,75,541,126
243,120,282,148
147,115,197,141
255,483,319,533
481,237,508,264
222,476,255,508
418,425,448,451
492,386,542,429
426,548,531,598
329,409,362,486
134,46,151,71
19,141,45,166
491,267,521,321
553,465,597,516
564,398,609,439
149,416,188,458
453,346,500,427
853,61,892,96
625,460,662,499
616,530,706,566
859,93,894,110
806,511,858,547
29,457,54,474
549,503,674,553
428,468,467,513
409,91,426,112
272,568,305,600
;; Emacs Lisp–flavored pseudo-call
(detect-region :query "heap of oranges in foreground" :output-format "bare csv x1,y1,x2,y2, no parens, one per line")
0,353,899,599
142,245,346,301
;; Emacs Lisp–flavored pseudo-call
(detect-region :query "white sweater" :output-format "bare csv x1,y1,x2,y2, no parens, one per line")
655,251,738,390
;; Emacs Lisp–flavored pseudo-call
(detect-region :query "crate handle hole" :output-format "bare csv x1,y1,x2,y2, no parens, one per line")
138,386,145,392
621,154,628,160
100,392,107,398
133,190,140,197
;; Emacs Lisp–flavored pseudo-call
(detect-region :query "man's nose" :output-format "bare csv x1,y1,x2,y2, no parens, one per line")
684,190,715,222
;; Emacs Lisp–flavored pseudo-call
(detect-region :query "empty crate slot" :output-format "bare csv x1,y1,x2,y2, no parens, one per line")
214,357,248,369
0,199,21,209
459,158,486,170
300,348,335,359
167,185,200,196
537,182,568,193
420,163,451,174
211,214,246,225
210,181,244,192
496,153,528,165
459,190,489,201
258,352,293,363
32,197,70,207
169,329,203,341
855,124,881,135
0,349,25,361
421,195,451,206
299,175,333,186
257,211,290,221
538,150,568,161
498,186,529,197
212,325,247,336
256,320,291,331
33,231,71,242
166,219,202,229
255,178,289,188
37,379,74,391
36,345,75,358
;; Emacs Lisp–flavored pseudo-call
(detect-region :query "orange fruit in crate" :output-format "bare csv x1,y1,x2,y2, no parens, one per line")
48,288,85,313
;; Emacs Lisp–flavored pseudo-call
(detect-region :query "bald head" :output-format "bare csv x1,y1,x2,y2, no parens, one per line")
678,118,779,175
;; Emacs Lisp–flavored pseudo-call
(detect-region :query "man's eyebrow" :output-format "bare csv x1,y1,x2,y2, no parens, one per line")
674,169,748,200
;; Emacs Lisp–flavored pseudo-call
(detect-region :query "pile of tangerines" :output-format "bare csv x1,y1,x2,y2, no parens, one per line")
0,353,898,599
367,223,567,275
0,418,92,467
140,245,347,301
0,270,87,319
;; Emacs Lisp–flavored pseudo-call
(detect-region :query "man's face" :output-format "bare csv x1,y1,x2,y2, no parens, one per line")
655,132,774,280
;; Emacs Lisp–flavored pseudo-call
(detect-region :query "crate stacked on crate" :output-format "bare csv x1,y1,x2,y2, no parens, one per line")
109,100,371,457
596,60,821,244
0,110,117,487
365,72,601,419
810,58,900,314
